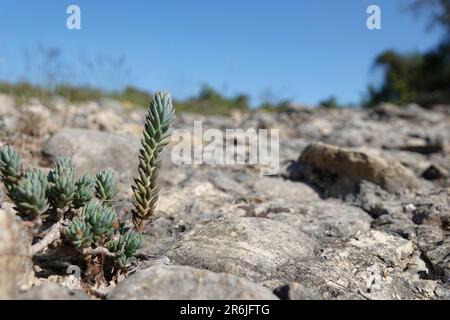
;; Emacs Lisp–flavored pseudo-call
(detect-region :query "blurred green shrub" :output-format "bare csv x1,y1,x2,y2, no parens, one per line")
365,0,450,108
175,85,250,115
259,99,291,113
113,86,152,107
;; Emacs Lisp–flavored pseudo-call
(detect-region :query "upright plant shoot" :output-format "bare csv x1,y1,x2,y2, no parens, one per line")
131,91,175,230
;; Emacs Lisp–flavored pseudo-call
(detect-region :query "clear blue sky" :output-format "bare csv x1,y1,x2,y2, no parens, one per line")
0,0,444,106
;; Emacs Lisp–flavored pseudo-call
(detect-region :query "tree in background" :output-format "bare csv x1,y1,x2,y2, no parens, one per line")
366,0,450,108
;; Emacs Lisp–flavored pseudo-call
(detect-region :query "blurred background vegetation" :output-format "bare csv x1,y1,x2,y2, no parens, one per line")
0,0,448,113
364,0,450,108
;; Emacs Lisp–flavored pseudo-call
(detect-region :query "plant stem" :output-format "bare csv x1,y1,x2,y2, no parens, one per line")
81,246,122,257
31,221,62,255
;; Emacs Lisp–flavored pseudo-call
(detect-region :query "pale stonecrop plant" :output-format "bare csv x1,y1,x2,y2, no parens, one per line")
0,90,175,284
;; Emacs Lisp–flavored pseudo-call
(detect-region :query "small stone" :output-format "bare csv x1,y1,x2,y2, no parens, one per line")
297,142,420,196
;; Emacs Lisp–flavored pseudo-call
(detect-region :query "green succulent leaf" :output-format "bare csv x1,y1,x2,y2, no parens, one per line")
10,168,49,219
47,156,77,208
108,229,143,268
73,174,94,208
95,170,119,206
0,146,22,197
82,200,118,243
65,218,92,248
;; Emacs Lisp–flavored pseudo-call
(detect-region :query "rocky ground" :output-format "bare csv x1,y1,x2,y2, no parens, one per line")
0,94,449,300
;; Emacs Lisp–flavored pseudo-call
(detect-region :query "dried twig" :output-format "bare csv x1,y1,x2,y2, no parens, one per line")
31,209,65,255
81,246,122,257
31,221,63,255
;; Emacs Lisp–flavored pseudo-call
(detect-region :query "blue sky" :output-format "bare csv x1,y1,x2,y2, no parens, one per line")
0,0,444,106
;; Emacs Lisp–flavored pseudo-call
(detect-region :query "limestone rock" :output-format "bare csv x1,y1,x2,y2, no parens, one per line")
0,206,34,299
297,142,420,196
167,216,316,282
19,283,90,300
42,128,140,184
279,231,443,300
109,265,278,300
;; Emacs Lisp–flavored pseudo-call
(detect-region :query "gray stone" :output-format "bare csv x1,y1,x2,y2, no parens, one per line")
108,265,278,300
42,128,141,184
167,216,316,282
19,283,90,300
278,231,444,300
0,206,34,299
270,199,372,244
247,175,320,203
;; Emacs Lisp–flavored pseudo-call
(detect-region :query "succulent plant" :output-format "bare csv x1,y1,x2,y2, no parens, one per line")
82,200,118,242
47,156,77,208
0,145,142,268
65,217,92,248
0,90,175,286
108,229,143,268
11,168,49,219
0,145,22,198
95,170,119,206
132,91,175,229
73,174,94,208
